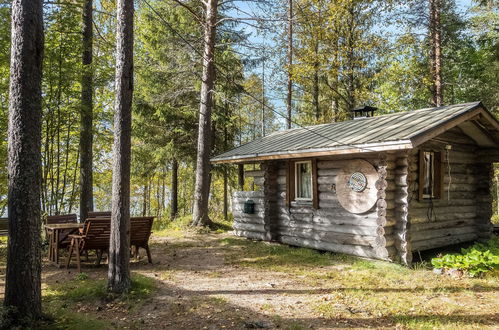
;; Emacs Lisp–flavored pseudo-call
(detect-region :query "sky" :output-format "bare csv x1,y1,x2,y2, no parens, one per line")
226,0,479,129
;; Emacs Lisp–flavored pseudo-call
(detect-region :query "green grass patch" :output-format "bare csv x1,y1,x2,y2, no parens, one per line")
40,273,156,329
153,214,233,238
219,236,360,272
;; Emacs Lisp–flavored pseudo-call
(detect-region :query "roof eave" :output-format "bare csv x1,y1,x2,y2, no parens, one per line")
211,140,414,164
410,102,498,147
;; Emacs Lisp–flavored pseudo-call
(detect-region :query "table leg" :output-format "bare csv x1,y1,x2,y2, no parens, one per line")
47,230,53,262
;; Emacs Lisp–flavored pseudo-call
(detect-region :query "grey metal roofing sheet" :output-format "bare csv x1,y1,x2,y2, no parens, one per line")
211,102,484,162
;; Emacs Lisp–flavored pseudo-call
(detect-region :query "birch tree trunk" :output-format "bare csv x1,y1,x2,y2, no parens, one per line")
4,0,44,320
192,0,218,227
429,0,443,106
108,0,133,294
80,0,94,222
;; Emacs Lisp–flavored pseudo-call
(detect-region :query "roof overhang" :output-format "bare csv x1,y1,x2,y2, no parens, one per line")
211,140,413,164
410,104,499,147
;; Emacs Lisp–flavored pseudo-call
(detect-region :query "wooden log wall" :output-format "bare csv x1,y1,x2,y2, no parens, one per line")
272,155,397,261
232,189,268,241
408,128,493,252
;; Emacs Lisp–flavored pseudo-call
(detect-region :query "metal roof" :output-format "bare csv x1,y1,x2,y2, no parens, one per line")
211,101,497,164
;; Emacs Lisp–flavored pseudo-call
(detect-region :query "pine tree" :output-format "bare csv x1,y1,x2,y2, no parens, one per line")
4,0,44,321
80,0,94,221
192,0,218,227
108,0,134,294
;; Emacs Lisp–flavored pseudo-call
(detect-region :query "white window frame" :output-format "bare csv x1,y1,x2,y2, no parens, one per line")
295,161,313,201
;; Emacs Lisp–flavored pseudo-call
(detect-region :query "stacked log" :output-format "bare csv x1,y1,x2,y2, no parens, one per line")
393,153,411,265
262,162,278,241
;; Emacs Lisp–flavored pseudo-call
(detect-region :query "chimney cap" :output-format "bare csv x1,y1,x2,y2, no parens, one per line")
352,106,378,119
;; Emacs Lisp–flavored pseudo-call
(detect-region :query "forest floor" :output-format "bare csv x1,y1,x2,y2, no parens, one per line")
0,226,498,329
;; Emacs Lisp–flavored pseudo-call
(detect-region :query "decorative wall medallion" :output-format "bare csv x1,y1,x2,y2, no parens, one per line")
347,172,367,192
336,159,378,214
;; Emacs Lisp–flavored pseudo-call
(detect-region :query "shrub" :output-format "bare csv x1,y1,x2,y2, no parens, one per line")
431,236,499,277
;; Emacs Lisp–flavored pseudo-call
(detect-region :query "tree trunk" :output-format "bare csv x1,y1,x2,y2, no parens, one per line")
4,0,44,321
142,181,148,216
80,0,94,222
108,0,133,294
286,0,293,129
223,166,228,220
191,0,218,227
429,0,443,106
170,158,178,220
238,164,244,191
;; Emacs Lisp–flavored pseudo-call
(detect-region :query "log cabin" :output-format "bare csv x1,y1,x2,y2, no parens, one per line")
211,102,499,264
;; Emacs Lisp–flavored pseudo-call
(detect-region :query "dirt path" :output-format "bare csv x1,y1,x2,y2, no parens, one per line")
1,232,498,329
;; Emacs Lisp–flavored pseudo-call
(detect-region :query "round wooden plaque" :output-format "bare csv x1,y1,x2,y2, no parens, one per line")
336,159,378,214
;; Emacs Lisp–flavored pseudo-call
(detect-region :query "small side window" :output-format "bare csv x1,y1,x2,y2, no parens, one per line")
295,161,312,200
419,151,443,200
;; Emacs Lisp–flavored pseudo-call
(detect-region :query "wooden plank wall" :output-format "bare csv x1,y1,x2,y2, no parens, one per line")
408,128,493,252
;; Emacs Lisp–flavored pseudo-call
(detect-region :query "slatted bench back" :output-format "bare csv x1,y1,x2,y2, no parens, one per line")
82,219,111,250
0,218,8,236
130,217,154,246
47,214,77,224
88,211,111,218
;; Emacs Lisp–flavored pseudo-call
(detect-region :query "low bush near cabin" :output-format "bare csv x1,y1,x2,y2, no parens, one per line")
431,236,499,276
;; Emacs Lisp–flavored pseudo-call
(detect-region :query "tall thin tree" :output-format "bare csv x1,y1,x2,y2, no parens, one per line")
286,0,293,129
80,0,94,221
170,158,178,220
4,0,44,321
429,0,443,106
192,0,218,227
108,0,133,293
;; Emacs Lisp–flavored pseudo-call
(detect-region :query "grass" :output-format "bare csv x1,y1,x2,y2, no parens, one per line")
220,236,354,272
152,215,233,238
220,235,499,329
40,272,156,329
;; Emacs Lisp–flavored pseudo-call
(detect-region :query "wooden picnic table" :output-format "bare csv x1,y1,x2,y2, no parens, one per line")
45,223,83,267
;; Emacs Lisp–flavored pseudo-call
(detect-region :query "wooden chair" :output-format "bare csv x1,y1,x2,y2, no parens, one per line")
130,216,154,263
66,218,111,272
46,214,78,247
0,218,8,236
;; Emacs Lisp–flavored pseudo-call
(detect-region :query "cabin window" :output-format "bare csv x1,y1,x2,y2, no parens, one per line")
295,161,312,200
419,150,443,200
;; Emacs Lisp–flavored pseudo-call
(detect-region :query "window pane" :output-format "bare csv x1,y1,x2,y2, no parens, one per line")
423,152,434,197
297,162,312,199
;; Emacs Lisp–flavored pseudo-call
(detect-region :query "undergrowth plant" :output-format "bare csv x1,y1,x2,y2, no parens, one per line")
431,236,499,276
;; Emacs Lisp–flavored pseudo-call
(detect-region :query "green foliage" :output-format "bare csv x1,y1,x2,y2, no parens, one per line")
431,236,499,276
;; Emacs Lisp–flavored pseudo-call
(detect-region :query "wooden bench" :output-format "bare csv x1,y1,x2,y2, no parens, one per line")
88,211,111,218
47,214,78,224
0,217,8,236
67,216,155,271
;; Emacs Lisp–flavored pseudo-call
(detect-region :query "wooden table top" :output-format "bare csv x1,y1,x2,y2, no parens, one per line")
44,223,84,230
